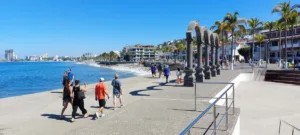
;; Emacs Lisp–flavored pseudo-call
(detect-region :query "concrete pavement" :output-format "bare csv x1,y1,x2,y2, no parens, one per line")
0,69,243,135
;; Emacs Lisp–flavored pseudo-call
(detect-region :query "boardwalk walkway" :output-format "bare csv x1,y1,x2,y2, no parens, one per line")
0,69,246,135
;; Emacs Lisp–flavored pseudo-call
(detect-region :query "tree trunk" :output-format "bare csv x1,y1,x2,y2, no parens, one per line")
252,33,254,59
259,42,261,64
279,30,282,67
231,29,234,70
291,25,295,64
285,20,288,69
222,31,225,69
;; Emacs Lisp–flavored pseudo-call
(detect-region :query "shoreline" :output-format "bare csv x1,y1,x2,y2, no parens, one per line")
0,71,148,100
0,61,151,99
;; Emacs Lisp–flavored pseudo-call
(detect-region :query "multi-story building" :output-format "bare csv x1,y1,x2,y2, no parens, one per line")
247,25,300,63
123,45,158,61
4,49,16,61
26,56,42,61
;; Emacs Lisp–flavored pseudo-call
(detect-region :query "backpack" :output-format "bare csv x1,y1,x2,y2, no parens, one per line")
74,86,85,100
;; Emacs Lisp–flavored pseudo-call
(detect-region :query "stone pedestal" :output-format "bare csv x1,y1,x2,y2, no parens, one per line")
216,64,221,75
184,69,194,87
211,65,216,77
204,66,211,79
195,67,204,82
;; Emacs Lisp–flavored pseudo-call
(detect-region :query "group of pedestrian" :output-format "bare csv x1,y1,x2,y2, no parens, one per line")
60,69,124,122
150,63,172,83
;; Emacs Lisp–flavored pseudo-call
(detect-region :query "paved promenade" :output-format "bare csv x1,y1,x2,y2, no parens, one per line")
235,81,300,135
0,69,244,135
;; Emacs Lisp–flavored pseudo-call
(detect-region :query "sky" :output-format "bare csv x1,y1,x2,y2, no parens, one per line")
0,0,296,58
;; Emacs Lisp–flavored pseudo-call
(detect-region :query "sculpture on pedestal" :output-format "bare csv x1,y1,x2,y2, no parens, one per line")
204,30,211,79
214,33,221,75
210,34,217,77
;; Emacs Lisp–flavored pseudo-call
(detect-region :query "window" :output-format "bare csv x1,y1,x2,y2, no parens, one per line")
271,41,278,46
296,28,300,35
288,52,292,57
265,33,270,38
293,39,298,44
288,30,292,35
281,31,286,37
270,52,275,57
271,32,277,38
297,51,300,57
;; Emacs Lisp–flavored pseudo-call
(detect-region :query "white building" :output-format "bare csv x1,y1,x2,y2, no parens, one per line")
4,49,16,61
247,25,300,63
123,45,158,61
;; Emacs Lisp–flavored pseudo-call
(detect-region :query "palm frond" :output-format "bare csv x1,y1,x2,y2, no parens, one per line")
291,4,300,10
272,6,282,14
238,25,246,33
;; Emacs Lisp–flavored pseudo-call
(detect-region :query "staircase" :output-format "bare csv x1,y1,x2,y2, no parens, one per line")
265,70,300,85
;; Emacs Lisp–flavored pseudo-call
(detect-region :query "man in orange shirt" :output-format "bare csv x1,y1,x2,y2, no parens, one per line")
95,77,110,119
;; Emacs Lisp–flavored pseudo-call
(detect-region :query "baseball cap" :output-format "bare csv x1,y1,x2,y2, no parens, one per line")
115,74,119,78
100,77,104,81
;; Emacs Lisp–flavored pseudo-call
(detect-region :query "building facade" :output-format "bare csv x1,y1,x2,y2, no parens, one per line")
123,45,158,61
4,49,16,61
247,26,300,63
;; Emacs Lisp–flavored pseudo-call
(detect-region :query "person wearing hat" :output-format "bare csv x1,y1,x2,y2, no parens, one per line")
111,74,123,110
163,65,171,83
95,77,110,119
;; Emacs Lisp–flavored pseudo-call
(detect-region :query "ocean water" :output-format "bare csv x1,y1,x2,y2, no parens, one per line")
0,62,137,98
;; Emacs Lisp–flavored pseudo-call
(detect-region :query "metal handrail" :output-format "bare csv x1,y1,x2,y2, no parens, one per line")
179,82,235,135
255,70,261,81
278,120,300,135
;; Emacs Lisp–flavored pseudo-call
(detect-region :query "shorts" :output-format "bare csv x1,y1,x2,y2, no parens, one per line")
63,97,72,103
98,99,106,108
114,93,121,98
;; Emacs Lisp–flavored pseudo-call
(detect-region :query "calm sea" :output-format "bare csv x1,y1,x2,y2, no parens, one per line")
0,62,135,98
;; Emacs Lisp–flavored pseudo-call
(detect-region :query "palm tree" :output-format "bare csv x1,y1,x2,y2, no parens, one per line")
175,40,185,61
255,34,266,65
210,20,229,69
248,18,263,60
288,11,299,64
263,21,275,66
272,1,300,68
161,46,168,60
275,20,284,67
109,51,117,61
224,12,247,70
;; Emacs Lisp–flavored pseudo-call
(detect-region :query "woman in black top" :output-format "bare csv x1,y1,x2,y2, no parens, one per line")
71,80,88,122
60,80,73,119
62,71,68,86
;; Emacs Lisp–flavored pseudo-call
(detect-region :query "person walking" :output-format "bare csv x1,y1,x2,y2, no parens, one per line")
68,69,74,86
95,77,110,119
62,71,68,86
150,63,157,78
157,64,163,78
71,80,88,122
60,80,73,119
163,65,171,83
111,74,123,110
176,68,183,84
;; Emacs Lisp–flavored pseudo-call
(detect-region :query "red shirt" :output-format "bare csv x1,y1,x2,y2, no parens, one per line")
95,82,106,100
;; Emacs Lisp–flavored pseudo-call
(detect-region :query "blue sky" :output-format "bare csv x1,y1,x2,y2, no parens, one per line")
0,0,296,58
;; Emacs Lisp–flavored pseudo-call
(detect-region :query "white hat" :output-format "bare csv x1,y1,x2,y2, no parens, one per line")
100,77,104,81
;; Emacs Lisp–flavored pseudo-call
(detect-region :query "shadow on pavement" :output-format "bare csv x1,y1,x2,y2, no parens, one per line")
50,91,63,94
41,114,72,123
90,106,115,110
129,79,176,96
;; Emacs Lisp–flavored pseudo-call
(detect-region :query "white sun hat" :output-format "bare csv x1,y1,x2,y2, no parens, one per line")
100,77,105,81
